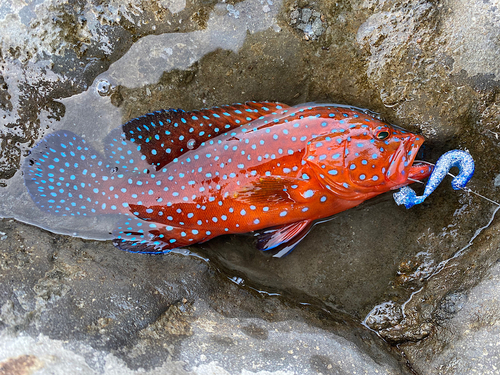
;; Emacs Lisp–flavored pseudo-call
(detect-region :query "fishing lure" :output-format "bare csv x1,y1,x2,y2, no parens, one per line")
24,102,433,257
393,150,475,208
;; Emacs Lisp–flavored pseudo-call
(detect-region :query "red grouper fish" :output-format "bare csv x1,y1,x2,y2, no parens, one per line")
24,102,432,257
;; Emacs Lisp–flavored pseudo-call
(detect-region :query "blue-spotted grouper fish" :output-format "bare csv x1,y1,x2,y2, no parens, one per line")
23,102,433,257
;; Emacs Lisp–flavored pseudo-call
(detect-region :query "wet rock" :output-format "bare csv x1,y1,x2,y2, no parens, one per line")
401,260,500,374
434,292,468,322
364,301,403,332
0,0,499,373
0,354,44,375
0,0,229,182
289,6,325,40
0,219,410,374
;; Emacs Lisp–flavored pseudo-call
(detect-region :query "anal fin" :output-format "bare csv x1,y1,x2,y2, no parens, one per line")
111,216,204,254
255,219,314,258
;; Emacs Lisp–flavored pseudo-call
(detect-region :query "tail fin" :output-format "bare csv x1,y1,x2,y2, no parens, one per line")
23,130,120,217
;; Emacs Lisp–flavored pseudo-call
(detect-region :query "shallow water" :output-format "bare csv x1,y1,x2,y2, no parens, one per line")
0,0,282,239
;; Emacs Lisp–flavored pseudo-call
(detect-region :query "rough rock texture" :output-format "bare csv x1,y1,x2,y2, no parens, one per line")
0,0,499,373
401,255,500,374
0,219,409,374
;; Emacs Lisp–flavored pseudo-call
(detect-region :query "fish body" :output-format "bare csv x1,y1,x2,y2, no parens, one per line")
24,102,432,256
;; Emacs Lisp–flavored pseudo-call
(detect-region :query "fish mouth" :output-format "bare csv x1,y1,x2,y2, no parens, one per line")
407,160,433,181
406,138,433,182
388,134,433,188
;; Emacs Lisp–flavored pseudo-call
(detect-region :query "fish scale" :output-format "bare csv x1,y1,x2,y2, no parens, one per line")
23,102,433,257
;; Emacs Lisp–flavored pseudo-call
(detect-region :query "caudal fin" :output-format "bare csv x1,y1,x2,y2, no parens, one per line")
23,130,121,217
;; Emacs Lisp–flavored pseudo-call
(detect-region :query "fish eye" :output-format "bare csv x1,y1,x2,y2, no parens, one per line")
376,131,390,140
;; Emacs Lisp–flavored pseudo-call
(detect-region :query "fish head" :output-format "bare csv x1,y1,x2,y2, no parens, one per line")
305,116,432,199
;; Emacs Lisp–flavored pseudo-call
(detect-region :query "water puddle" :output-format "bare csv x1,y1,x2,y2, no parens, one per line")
0,0,282,239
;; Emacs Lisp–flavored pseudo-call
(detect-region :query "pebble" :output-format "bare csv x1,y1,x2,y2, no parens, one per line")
289,7,325,40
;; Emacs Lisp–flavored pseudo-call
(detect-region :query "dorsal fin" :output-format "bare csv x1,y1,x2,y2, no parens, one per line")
104,102,289,172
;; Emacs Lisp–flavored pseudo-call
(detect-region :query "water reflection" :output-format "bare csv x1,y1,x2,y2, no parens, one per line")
0,0,282,239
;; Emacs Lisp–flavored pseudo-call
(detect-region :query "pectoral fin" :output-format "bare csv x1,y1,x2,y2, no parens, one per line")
233,176,315,205
254,219,314,258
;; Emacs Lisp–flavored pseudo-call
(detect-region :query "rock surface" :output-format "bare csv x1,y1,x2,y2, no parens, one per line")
0,0,499,374
401,250,500,374
0,219,409,374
